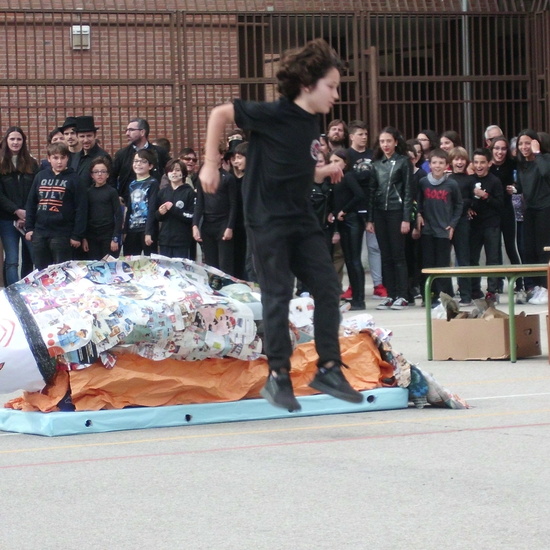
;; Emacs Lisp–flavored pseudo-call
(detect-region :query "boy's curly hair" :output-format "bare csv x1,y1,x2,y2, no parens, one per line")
276,38,344,101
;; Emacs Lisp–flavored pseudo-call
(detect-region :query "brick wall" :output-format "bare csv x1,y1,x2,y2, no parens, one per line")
0,10,241,159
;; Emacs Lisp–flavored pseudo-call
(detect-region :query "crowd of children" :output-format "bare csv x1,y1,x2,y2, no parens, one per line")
0,115,255,286
310,122,550,309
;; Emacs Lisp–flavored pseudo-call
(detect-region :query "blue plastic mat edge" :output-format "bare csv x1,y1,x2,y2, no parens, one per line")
0,387,409,436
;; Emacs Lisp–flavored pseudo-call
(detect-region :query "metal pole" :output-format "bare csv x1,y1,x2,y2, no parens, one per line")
462,0,473,152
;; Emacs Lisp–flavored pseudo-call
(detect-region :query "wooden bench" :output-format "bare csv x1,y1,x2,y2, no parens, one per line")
422,264,548,363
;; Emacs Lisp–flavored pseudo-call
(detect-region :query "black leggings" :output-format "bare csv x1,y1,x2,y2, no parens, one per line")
339,212,365,303
373,209,408,300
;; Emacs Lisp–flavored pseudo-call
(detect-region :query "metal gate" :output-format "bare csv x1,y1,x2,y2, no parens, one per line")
0,4,547,158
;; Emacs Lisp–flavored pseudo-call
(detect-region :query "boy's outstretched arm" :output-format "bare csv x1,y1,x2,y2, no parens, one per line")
199,103,236,194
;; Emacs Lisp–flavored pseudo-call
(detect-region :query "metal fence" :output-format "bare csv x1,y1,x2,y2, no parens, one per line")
0,3,548,158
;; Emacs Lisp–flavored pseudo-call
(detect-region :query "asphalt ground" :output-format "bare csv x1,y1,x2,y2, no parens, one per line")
1,283,550,549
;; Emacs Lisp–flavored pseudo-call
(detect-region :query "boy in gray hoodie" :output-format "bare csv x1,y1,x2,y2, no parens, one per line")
416,149,463,304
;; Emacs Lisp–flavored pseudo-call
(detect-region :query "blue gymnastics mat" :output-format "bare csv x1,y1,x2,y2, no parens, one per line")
0,387,409,437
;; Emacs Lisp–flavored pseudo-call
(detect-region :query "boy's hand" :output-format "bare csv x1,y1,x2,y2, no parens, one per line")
400,221,410,234
366,222,375,233
70,239,81,248
159,201,173,214
506,185,517,195
192,225,202,242
144,234,153,246
446,226,454,240
111,240,119,252
222,228,233,241
473,186,487,199
25,231,33,241
199,164,220,194
316,163,343,184
82,238,89,252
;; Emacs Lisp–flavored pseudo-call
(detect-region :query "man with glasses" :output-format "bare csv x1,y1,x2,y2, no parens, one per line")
110,117,169,202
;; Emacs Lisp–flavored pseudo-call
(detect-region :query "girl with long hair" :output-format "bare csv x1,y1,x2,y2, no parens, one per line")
515,129,550,303
0,126,38,285
367,126,413,309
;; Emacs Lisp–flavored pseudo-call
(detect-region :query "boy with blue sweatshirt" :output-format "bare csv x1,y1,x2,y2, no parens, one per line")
25,143,87,270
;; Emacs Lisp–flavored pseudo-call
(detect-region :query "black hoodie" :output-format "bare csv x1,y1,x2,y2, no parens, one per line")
25,166,87,240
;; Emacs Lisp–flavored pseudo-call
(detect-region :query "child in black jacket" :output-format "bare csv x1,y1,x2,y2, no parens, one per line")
152,159,195,259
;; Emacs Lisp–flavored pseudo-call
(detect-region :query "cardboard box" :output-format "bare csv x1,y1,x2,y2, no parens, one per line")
432,314,541,360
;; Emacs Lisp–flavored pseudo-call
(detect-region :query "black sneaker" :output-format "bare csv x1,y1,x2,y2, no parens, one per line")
309,363,364,403
260,371,301,412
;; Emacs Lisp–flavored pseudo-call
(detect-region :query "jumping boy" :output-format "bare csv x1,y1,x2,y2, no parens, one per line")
199,38,363,411
25,142,87,269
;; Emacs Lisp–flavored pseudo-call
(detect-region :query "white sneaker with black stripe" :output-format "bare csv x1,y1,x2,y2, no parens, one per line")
376,297,393,310
391,297,409,310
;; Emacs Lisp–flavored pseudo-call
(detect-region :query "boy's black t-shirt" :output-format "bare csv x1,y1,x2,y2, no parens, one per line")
233,97,320,227
347,147,374,213
470,172,504,228
86,184,122,239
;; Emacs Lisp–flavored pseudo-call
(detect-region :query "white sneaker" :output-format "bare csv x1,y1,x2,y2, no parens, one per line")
528,286,542,304
376,297,394,310
391,297,409,310
530,287,548,305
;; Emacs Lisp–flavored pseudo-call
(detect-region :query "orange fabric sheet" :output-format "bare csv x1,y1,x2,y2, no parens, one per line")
5,333,395,412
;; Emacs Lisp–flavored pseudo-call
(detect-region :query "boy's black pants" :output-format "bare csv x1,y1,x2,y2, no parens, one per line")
248,216,341,373
469,224,500,293
421,233,453,298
